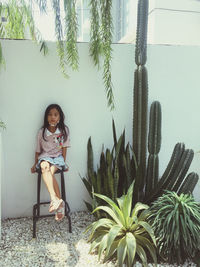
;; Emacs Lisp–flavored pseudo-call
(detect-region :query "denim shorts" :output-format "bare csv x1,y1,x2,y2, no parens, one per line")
36,155,68,170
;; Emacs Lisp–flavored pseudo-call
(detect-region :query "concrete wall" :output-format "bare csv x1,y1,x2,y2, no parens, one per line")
0,40,133,218
1,40,200,219
149,0,200,45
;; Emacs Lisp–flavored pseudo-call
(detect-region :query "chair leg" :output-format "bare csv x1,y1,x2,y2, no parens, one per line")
33,204,37,238
37,172,41,217
61,171,72,233
61,171,66,202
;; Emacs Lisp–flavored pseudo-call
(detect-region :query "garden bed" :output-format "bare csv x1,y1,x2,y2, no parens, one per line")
0,211,196,267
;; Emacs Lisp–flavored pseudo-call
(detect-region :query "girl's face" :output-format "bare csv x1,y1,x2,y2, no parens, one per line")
47,108,60,127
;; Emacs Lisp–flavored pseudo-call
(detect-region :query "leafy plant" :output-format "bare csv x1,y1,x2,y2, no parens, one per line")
149,191,200,264
85,183,157,267
82,120,137,215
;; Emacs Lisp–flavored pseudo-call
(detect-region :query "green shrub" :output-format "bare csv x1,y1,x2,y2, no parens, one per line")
85,183,157,267
149,191,200,264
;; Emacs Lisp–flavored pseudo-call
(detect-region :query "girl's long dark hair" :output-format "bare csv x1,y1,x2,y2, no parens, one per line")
42,104,69,141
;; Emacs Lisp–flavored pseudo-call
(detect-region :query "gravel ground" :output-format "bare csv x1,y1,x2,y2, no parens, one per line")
0,211,197,267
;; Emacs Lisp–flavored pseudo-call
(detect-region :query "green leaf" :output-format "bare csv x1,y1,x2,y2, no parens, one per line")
84,218,113,238
137,221,156,245
93,205,124,226
136,244,148,267
105,225,122,258
98,233,109,260
135,234,157,265
117,236,127,267
94,193,125,225
131,202,149,219
89,234,104,253
126,232,136,267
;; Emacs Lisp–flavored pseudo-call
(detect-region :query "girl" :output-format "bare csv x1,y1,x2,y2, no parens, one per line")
31,104,70,221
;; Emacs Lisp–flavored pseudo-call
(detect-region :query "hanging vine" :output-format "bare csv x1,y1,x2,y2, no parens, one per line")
0,0,115,110
89,0,102,68
100,0,114,110
0,0,48,65
65,0,79,71
52,0,68,78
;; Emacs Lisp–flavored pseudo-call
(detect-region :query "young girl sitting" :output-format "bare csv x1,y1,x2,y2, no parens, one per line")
31,104,70,221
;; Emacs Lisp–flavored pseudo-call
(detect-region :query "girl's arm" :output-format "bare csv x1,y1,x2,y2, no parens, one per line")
31,152,40,173
62,147,67,161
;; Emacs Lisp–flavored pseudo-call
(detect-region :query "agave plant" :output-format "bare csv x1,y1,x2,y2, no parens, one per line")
149,191,200,264
85,183,157,267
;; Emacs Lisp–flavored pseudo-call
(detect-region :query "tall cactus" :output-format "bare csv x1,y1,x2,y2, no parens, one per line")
132,0,199,205
133,0,149,198
145,101,161,198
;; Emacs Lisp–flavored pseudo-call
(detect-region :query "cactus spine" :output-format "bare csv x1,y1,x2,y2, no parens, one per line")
133,0,149,198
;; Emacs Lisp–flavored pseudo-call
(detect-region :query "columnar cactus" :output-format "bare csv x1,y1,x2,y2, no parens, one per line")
133,0,198,205
133,0,149,198
145,101,161,198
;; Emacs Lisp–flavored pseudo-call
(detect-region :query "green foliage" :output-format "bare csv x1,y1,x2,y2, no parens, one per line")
0,0,48,69
85,183,157,267
149,191,200,264
89,0,102,68
100,0,114,110
64,0,79,71
82,120,137,215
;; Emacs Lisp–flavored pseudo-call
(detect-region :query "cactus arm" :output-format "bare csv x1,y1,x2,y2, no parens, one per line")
169,149,194,192
178,172,199,194
145,101,161,199
146,143,185,203
156,143,185,192
148,101,161,154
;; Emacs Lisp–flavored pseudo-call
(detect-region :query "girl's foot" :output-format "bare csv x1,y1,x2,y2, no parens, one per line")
55,202,65,221
49,198,63,213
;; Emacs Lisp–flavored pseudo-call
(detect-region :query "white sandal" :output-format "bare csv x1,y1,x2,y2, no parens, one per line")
49,199,63,213
55,202,65,221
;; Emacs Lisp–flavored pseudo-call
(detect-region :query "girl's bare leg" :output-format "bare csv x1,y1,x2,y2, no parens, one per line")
50,165,64,220
40,161,58,201
50,165,61,199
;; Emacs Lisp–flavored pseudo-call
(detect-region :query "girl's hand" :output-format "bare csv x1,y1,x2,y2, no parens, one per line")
31,164,36,173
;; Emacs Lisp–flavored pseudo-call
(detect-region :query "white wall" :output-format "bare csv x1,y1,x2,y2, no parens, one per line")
1,40,200,219
0,40,133,218
149,0,200,45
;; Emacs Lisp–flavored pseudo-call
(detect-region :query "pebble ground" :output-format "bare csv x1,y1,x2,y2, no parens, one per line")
0,211,197,267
